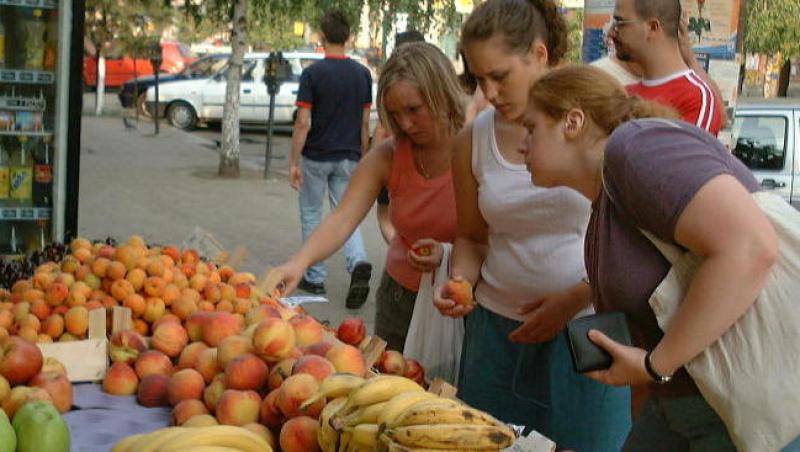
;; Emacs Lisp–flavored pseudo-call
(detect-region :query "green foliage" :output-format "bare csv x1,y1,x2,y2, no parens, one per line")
85,0,175,58
743,0,800,63
565,9,583,64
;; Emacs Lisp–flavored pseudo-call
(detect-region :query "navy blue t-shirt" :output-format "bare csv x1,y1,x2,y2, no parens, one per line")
295,56,372,162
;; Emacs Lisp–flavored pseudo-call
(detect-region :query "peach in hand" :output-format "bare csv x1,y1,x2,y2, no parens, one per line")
443,279,474,306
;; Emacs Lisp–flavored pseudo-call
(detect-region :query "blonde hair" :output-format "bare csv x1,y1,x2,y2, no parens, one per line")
529,65,679,134
378,42,465,139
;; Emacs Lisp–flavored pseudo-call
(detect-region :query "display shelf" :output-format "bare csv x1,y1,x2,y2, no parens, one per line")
0,207,52,220
0,0,57,8
0,130,53,137
0,96,47,111
0,69,56,85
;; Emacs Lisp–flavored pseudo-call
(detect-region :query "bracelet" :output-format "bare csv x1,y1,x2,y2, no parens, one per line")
644,350,672,384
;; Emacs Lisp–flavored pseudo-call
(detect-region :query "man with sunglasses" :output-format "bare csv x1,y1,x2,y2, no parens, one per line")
608,0,724,135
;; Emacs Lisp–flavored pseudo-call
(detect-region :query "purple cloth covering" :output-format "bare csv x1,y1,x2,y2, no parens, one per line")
64,383,171,452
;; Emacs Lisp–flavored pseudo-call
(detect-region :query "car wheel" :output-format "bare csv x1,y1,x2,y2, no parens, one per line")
167,101,197,130
135,93,152,118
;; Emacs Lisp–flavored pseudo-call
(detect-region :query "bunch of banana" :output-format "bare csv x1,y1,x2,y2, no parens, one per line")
302,373,366,410
111,425,272,452
377,396,517,450
337,375,425,417
318,397,348,452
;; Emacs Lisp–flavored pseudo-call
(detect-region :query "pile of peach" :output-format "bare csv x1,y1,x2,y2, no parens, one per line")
0,236,277,344
0,336,74,419
102,308,425,451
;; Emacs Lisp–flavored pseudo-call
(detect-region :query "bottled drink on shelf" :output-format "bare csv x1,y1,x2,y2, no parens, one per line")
33,142,52,206
0,19,6,69
43,11,58,70
21,9,46,71
0,142,9,203
9,137,33,206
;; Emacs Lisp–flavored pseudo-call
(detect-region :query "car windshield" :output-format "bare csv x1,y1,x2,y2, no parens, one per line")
184,56,229,77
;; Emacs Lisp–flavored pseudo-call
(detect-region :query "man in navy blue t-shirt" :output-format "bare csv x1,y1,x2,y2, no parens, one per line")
289,9,372,308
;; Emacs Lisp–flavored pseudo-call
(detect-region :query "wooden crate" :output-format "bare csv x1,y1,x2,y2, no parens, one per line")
37,308,109,383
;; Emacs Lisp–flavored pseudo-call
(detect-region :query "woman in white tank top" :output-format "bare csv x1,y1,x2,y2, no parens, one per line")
433,0,631,449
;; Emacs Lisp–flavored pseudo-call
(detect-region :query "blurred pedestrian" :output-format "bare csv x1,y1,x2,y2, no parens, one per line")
289,9,373,307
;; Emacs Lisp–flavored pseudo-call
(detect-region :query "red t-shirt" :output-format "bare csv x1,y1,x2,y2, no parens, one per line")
627,70,722,135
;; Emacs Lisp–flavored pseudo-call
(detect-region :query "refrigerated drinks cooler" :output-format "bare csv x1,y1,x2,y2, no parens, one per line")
0,0,83,258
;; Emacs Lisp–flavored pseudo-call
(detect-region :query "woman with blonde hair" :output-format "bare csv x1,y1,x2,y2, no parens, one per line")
433,0,630,449
518,64,779,450
274,42,465,351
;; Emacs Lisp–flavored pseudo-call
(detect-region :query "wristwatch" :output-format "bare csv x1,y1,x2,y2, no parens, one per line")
645,350,672,384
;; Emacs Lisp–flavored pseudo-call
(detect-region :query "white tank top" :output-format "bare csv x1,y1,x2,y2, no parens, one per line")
471,109,594,321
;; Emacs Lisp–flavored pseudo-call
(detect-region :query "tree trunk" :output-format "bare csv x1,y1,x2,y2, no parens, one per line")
95,53,106,116
777,60,791,97
218,0,247,178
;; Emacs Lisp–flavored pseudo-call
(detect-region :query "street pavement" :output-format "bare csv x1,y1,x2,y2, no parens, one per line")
78,114,387,333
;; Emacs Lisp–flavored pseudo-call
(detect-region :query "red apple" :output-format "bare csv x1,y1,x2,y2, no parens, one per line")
377,350,407,376
109,330,148,364
336,317,366,346
403,358,426,386
137,374,170,407
30,371,73,413
0,336,44,385
102,362,139,396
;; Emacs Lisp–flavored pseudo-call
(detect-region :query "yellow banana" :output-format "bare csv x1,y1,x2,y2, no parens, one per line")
111,433,146,452
347,423,380,448
319,397,348,452
386,423,516,450
394,400,503,428
383,397,462,429
338,430,353,452
302,373,366,409
157,425,272,452
377,433,442,452
333,401,387,429
342,375,424,414
377,390,439,426
127,427,189,452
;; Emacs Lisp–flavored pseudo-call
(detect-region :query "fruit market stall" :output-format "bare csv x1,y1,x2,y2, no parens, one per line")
0,236,556,451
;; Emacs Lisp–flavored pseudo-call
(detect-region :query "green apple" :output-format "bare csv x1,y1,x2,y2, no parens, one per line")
11,401,70,452
0,409,15,452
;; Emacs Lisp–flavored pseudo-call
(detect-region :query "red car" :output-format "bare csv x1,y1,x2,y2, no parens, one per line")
83,41,196,88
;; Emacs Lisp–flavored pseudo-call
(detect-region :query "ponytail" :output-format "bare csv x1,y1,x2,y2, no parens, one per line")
621,96,677,126
527,0,568,65
529,65,679,135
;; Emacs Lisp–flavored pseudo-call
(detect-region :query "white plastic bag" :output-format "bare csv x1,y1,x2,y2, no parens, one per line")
645,192,800,452
403,244,465,385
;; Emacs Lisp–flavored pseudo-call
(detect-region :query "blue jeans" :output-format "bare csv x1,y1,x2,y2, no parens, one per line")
299,157,368,284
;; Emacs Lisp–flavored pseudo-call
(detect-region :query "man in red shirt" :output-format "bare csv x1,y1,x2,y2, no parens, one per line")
608,0,723,135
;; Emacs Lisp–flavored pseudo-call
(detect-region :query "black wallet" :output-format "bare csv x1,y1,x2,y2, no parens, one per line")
566,312,632,373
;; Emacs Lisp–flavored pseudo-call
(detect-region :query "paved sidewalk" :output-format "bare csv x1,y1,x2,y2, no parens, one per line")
78,115,386,331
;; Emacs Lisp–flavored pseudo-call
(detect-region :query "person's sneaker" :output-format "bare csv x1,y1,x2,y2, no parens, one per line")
297,278,326,295
346,262,372,309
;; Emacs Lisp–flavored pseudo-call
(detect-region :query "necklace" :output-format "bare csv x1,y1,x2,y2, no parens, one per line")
412,146,431,179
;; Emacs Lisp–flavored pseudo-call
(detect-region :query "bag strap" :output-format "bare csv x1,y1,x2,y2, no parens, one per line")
600,165,684,265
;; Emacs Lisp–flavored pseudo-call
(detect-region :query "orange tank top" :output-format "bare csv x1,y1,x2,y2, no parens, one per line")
386,139,457,291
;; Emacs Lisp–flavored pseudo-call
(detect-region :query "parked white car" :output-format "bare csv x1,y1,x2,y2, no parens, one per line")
146,52,377,131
